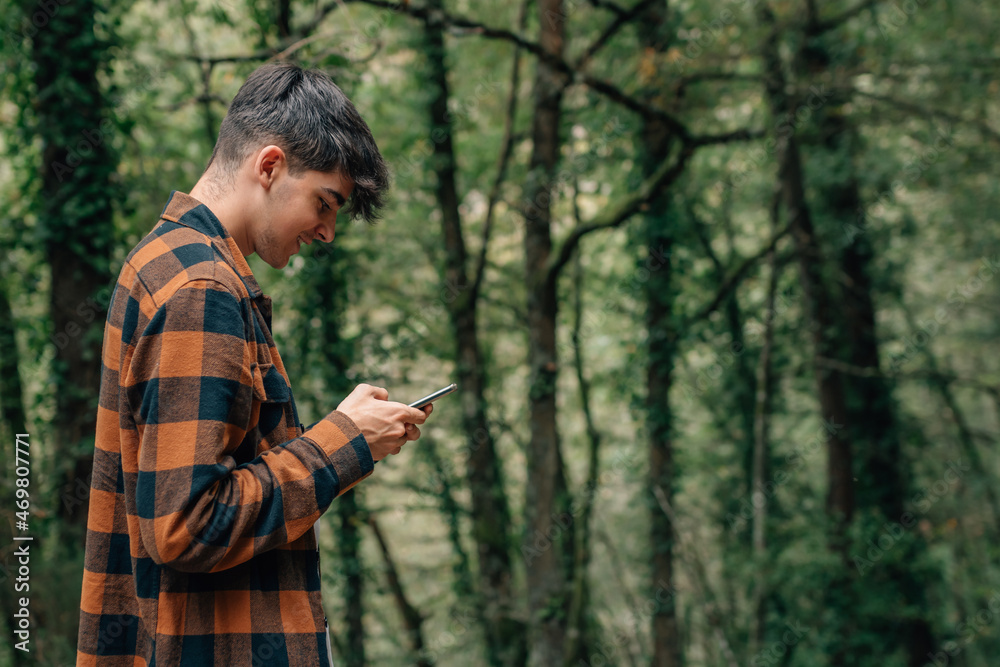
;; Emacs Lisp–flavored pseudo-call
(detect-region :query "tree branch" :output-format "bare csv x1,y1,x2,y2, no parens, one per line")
852,89,1000,145
585,0,627,16
686,222,793,326
544,142,695,286
193,0,692,143
687,201,726,275
469,0,528,306
814,0,878,34
335,0,694,140
676,71,764,87
690,126,767,147
814,356,1000,395
577,73,691,139
652,486,740,667
564,224,603,663
575,0,659,70
368,514,433,666
170,30,362,67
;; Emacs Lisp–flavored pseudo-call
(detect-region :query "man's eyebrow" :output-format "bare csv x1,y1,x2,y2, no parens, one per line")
322,186,347,207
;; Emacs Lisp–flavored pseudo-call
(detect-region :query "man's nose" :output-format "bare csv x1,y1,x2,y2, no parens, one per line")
315,223,335,243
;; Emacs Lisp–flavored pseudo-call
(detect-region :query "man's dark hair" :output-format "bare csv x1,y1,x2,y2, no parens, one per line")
207,61,390,223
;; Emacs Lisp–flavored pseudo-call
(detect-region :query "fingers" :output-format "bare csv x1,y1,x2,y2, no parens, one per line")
404,406,428,423
388,425,419,456
341,385,434,460
383,401,429,424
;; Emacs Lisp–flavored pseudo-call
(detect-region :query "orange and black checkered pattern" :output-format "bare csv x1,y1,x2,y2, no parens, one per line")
77,191,372,666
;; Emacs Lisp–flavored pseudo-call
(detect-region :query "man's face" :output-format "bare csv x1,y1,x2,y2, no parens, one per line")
254,168,354,269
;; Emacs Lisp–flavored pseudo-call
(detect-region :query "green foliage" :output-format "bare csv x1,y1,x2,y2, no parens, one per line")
1,0,999,665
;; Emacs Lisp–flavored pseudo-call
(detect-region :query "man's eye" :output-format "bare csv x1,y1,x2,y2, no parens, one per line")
320,198,330,211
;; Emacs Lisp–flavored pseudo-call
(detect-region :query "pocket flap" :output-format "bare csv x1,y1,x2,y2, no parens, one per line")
251,362,290,403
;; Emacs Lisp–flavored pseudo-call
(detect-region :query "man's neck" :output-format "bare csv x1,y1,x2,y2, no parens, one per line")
190,173,254,257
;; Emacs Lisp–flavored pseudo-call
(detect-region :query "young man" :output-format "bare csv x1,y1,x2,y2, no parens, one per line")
77,62,429,666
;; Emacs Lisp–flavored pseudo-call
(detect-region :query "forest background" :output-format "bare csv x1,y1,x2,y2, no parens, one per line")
0,0,998,665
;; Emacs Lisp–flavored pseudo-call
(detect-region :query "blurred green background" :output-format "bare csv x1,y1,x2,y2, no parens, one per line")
1,0,998,665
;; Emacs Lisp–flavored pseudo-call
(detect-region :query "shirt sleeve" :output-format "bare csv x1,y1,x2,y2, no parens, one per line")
124,278,373,573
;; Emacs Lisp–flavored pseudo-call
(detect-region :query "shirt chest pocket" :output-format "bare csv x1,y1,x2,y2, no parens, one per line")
251,357,289,404
247,302,289,406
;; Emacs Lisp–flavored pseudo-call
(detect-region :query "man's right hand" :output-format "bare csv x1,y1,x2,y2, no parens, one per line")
336,384,430,461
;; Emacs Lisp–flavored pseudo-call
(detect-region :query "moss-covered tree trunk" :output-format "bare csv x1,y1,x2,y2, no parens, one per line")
421,2,525,664
637,2,682,666
523,0,574,663
757,5,854,662
313,233,366,666
30,0,118,529
795,16,935,665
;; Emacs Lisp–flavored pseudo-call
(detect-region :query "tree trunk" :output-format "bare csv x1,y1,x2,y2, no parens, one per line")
339,489,365,667
422,2,525,663
32,0,117,530
523,0,572,663
795,23,936,665
564,252,600,666
757,7,854,662
749,199,781,657
369,515,433,666
307,221,365,665
637,4,682,666
276,0,291,38
756,2,853,536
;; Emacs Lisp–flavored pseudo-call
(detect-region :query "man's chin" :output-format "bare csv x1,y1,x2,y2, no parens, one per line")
258,251,290,270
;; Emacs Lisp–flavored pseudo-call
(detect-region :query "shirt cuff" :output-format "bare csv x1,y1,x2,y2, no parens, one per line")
301,411,374,491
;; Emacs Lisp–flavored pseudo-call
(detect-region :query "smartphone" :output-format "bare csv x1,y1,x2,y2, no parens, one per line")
408,383,457,409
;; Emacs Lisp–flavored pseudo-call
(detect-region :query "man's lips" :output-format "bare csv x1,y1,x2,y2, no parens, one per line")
294,235,315,256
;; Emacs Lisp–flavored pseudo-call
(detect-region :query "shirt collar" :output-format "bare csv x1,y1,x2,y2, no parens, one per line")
160,190,264,299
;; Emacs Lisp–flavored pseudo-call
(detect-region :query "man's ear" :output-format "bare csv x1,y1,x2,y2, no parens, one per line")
253,145,286,190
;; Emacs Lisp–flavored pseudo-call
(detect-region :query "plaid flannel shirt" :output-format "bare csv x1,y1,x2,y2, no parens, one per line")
77,191,373,666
